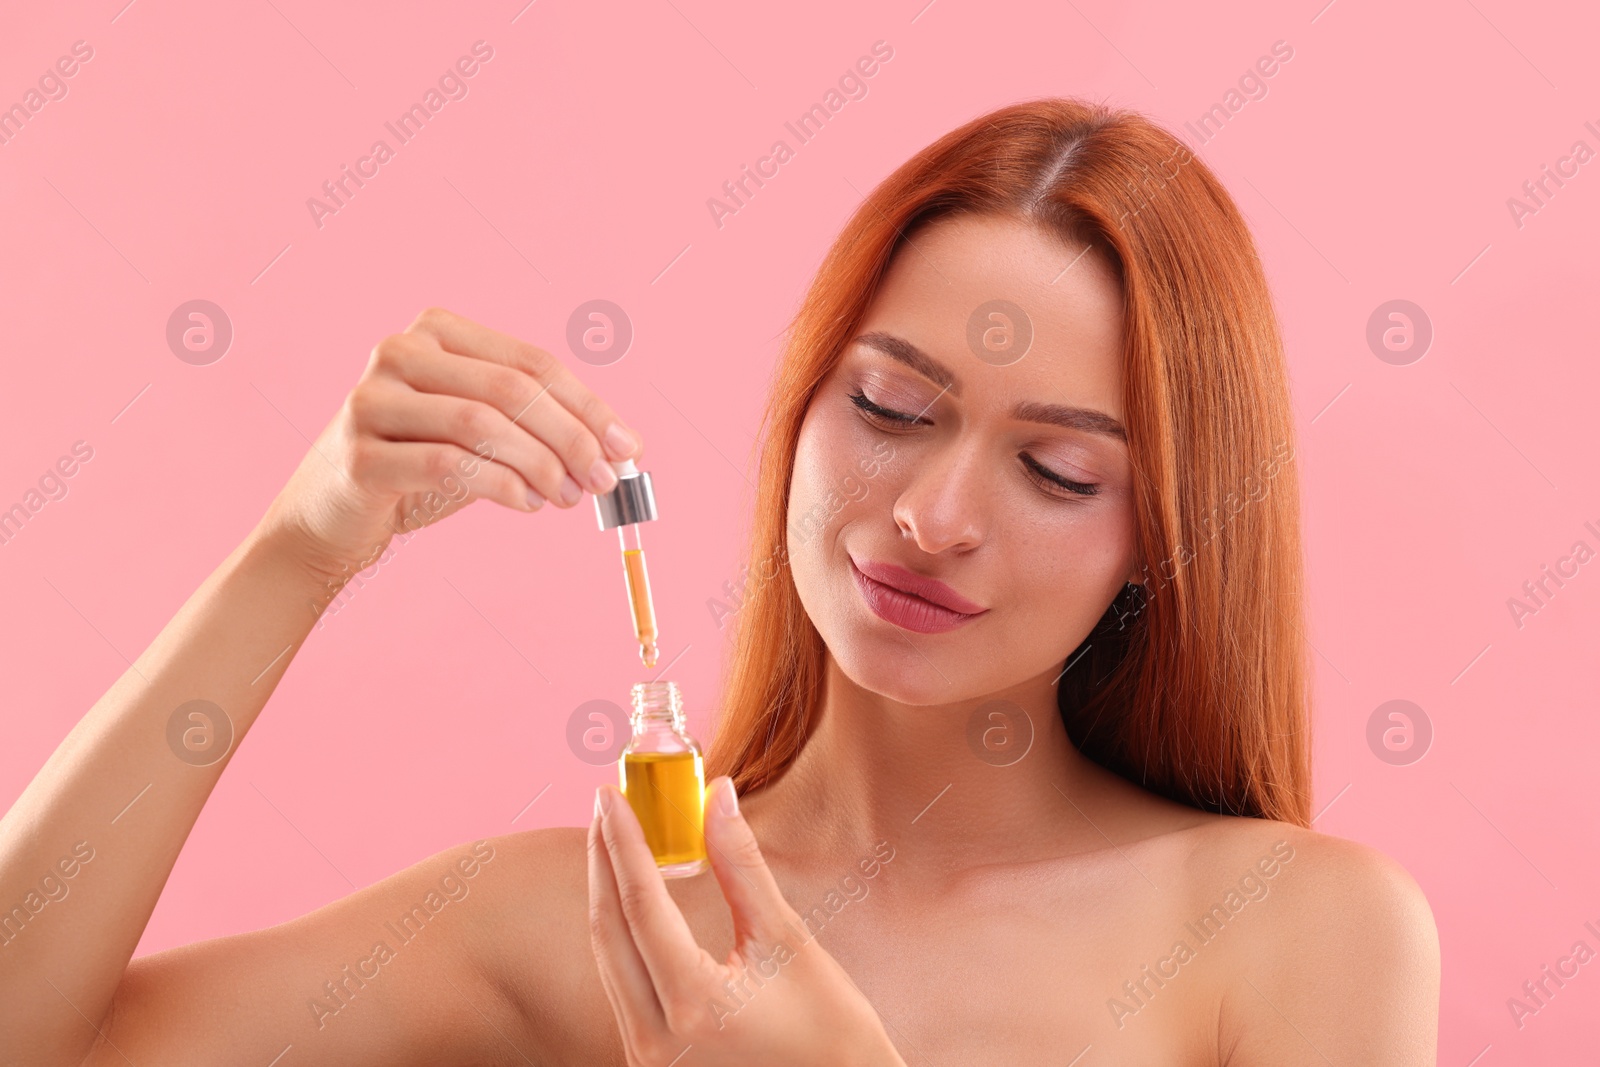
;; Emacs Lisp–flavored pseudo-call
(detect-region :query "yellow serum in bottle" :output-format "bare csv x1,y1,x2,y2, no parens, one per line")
619,680,708,877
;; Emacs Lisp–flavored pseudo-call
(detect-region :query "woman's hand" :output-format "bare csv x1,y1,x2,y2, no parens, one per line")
588,776,906,1066
258,306,642,582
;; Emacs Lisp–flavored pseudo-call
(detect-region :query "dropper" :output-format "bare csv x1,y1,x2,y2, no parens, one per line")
593,458,660,669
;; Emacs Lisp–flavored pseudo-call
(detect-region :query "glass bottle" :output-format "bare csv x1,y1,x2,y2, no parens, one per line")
620,680,709,878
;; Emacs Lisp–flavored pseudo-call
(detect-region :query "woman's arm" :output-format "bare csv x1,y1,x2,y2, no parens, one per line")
84,830,531,1067
0,521,347,1064
0,307,643,1065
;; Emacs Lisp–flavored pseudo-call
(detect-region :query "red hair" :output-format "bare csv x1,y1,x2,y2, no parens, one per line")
704,97,1311,827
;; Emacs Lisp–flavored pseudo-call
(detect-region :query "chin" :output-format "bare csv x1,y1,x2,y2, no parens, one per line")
822,601,1007,706
832,639,958,705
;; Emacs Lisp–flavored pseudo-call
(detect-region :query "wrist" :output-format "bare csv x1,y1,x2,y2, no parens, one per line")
243,512,356,603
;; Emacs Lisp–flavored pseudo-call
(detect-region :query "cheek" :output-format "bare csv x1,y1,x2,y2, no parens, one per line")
785,416,834,622
1013,500,1137,619
786,419,826,545
788,406,881,538
786,405,887,602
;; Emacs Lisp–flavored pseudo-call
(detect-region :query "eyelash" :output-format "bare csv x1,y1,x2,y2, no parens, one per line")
846,389,1101,498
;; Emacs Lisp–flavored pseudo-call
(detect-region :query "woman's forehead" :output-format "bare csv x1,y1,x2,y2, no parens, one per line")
866,215,1124,368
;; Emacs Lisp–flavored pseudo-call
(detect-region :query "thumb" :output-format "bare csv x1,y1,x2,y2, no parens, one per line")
704,776,806,957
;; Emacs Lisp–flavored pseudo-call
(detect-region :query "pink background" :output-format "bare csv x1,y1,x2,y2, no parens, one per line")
2,0,1597,1057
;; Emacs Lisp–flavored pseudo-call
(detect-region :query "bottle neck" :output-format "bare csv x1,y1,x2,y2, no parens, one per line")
630,680,685,733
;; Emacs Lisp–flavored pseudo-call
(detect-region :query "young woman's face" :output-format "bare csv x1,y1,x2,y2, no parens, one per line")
787,212,1141,705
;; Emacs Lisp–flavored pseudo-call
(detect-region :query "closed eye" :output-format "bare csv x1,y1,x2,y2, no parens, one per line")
847,389,1100,498
1021,452,1100,496
848,389,923,425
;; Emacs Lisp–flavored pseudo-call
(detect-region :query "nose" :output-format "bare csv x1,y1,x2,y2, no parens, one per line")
891,437,991,554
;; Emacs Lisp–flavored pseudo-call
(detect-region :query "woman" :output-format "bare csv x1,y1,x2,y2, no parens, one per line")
0,97,1439,1064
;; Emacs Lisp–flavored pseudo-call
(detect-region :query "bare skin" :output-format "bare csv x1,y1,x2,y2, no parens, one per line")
1,219,1439,1066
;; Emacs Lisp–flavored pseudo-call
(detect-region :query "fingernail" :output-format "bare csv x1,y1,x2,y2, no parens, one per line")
559,474,582,506
526,488,545,510
719,778,739,817
589,457,619,494
594,788,604,821
598,786,613,817
604,422,637,458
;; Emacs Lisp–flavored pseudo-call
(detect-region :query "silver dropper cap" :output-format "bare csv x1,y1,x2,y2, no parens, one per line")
594,458,658,530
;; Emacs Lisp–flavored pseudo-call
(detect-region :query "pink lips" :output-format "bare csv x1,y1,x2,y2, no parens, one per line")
849,555,988,634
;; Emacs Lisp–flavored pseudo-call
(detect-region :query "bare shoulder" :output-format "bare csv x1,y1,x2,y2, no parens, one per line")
474,823,589,900
465,825,593,996
465,824,641,1061
1177,818,1440,1065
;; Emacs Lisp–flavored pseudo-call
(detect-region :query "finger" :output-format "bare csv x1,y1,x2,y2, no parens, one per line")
352,379,583,508
401,307,643,465
703,777,803,954
587,794,663,1053
347,437,541,514
368,333,616,498
597,783,714,1011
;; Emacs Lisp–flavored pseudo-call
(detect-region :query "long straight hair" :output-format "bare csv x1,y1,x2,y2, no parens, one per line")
704,97,1311,827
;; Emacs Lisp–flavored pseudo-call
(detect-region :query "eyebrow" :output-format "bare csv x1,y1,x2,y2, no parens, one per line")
851,331,1128,442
